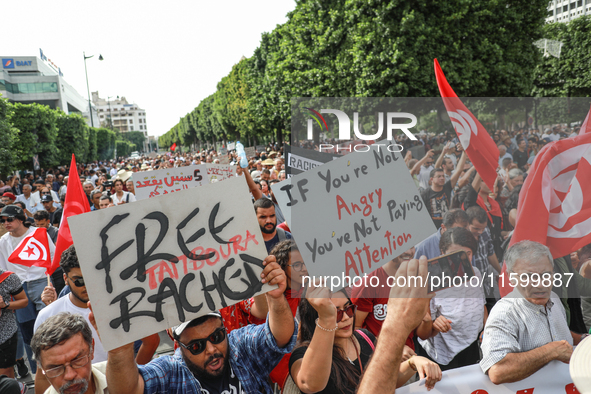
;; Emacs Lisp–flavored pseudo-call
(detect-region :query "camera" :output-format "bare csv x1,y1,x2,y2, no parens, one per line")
103,181,114,187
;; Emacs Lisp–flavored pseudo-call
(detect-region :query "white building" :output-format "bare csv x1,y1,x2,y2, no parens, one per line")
92,92,148,134
547,0,591,23
0,52,99,126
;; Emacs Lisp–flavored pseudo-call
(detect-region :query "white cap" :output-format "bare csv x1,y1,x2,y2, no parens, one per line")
172,312,222,337
570,335,591,393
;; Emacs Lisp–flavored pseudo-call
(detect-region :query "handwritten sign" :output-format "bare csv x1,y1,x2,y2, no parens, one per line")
68,177,271,351
398,361,575,394
132,165,207,200
218,155,230,165
256,145,266,153
245,147,256,159
227,142,236,151
206,164,236,183
274,144,436,278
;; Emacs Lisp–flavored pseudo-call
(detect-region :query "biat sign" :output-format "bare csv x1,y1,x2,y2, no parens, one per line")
2,59,32,68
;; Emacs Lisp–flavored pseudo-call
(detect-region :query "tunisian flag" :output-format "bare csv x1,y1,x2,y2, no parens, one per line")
52,155,90,274
580,105,591,135
8,227,52,271
434,59,500,191
499,131,591,296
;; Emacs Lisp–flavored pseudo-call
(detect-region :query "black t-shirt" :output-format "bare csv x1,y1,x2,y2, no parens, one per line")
513,149,528,170
199,365,245,394
421,181,453,229
288,329,375,394
264,229,292,253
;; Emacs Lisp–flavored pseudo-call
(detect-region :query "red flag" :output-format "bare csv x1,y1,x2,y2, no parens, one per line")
171,143,177,151
434,59,500,191
52,155,91,274
580,105,591,135
8,227,52,271
499,131,591,296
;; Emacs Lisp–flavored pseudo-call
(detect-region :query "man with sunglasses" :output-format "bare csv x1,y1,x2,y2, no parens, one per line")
104,255,297,394
31,313,108,394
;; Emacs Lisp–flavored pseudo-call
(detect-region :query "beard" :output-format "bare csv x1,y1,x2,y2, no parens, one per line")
182,351,227,380
59,378,88,394
259,222,276,234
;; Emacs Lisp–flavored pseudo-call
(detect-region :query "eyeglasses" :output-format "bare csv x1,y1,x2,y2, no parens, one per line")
42,352,91,378
41,191,51,195
287,261,306,272
336,304,357,322
0,217,16,224
177,327,226,355
67,275,85,287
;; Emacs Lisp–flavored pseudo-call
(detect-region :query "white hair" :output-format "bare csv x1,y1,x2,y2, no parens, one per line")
505,240,553,272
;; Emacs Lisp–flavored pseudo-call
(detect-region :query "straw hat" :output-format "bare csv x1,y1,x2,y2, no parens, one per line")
114,169,133,182
262,159,275,166
570,335,591,393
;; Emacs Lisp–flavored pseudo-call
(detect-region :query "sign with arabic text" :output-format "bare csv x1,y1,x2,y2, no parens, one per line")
133,165,207,200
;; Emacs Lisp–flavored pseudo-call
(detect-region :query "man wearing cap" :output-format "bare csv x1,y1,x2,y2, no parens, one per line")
104,255,297,394
1,192,16,205
0,205,55,373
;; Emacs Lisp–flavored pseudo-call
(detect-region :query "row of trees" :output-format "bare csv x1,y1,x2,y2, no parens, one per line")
0,96,143,176
160,2,591,150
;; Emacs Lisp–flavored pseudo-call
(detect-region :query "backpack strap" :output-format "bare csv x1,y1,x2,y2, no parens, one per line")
277,228,287,242
126,192,130,203
356,329,375,351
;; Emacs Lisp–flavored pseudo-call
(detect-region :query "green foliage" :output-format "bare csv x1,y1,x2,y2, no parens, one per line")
87,127,98,162
96,128,117,161
116,140,136,158
0,96,17,176
56,113,89,164
119,131,146,151
10,102,59,170
533,15,591,97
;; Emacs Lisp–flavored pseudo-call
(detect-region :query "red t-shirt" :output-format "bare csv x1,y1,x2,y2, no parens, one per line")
351,267,415,350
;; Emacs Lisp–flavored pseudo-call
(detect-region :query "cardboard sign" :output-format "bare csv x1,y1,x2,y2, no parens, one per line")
132,165,207,200
271,178,292,227
284,144,340,176
220,147,228,155
227,142,236,151
398,361,575,393
218,155,230,165
206,164,236,183
274,145,436,279
256,145,266,153
245,147,256,159
147,152,158,159
69,177,271,351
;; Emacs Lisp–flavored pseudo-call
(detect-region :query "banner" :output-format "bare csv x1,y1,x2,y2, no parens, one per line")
274,144,436,279
284,144,340,176
397,361,577,394
227,142,236,150
245,146,256,158
132,165,207,200
256,145,266,153
206,164,236,183
69,177,271,351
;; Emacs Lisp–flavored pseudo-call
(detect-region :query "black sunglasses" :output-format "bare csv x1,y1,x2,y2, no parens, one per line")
336,304,357,322
0,217,16,224
67,275,85,287
177,327,226,355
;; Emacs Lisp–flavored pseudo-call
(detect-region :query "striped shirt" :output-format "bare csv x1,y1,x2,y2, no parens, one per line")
480,290,571,374
472,227,495,296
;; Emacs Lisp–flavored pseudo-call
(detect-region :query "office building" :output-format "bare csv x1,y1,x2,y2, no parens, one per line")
92,92,148,134
547,0,591,23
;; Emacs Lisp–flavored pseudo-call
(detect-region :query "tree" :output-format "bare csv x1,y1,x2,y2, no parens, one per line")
88,127,98,162
0,97,17,176
120,131,146,152
56,113,89,164
96,128,117,161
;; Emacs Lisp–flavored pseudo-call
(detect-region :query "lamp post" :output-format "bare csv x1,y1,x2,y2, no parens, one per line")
83,52,103,127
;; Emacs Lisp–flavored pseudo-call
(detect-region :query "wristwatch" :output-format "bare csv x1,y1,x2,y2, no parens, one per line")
1,299,9,309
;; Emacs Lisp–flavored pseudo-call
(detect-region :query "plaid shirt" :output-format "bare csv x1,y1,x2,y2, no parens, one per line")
139,318,297,394
473,227,495,295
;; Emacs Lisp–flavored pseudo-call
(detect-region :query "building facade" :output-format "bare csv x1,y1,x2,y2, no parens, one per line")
0,54,99,126
92,91,148,135
547,0,591,23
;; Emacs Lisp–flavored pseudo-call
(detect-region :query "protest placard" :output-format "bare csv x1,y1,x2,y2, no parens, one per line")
274,144,436,279
218,155,230,165
147,152,158,159
132,165,207,200
271,178,292,227
398,362,574,394
284,144,340,176
69,177,272,351
227,142,236,150
206,164,236,183
220,147,228,155
245,146,256,158
256,145,266,153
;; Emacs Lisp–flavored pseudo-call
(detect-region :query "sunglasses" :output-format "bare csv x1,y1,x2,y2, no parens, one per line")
67,275,85,287
0,217,16,224
336,304,357,322
177,327,226,355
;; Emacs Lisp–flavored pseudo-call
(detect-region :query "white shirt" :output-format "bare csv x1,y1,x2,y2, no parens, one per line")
35,295,108,363
45,361,108,394
109,167,118,177
0,227,55,283
112,191,136,205
418,165,434,190
418,268,486,365
16,193,39,214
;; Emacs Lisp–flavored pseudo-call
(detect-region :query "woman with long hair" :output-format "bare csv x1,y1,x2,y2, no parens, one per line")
289,287,441,393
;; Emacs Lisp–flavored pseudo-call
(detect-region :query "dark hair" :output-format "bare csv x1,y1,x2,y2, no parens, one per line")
253,197,273,212
31,313,93,363
100,194,112,202
270,240,298,270
298,289,359,391
269,179,279,185
13,201,26,210
429,168,444,178
466,206,487,225
439,227,478,255
262,169,271,175
33,210,49,221
59,245,80,274
113,179,124,186
442,208,468,228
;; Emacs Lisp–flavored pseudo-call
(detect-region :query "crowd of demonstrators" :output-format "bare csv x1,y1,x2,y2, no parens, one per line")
2,131,591,393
